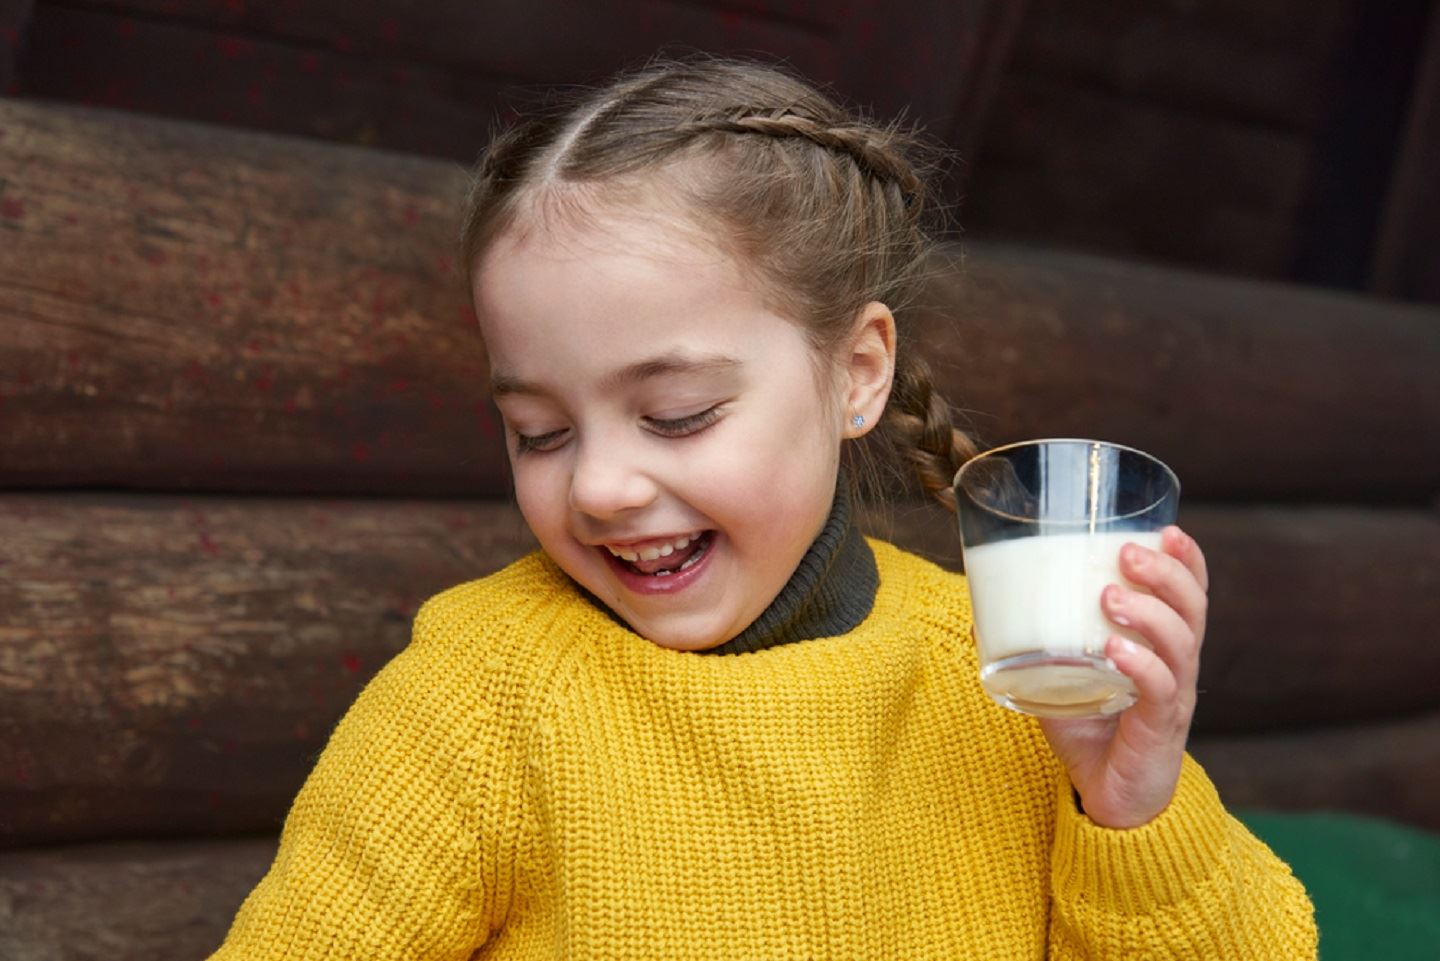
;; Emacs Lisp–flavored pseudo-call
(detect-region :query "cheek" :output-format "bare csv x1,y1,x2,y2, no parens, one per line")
705,393,840,519
511,459,567,538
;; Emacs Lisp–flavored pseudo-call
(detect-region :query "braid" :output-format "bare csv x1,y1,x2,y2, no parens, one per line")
882,352,980,512
677,111,924,205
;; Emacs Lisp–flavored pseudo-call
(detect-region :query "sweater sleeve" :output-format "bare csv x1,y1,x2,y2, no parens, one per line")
208,606,514,959
1047,753,1318,960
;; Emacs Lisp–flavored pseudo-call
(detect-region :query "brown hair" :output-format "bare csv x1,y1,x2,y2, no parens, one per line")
460,56,978,510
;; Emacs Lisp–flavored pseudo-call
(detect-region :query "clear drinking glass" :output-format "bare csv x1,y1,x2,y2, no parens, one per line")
953,439,1181,718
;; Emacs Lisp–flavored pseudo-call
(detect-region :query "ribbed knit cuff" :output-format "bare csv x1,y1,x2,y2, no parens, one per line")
1051,754,1232,915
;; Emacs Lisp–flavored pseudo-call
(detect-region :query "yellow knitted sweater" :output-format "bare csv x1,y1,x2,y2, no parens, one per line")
212,542,1316,959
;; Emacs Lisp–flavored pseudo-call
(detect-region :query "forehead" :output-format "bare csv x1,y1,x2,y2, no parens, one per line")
472,203,808,383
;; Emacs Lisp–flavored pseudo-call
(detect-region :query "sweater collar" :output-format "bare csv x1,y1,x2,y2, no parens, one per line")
573,476,879,655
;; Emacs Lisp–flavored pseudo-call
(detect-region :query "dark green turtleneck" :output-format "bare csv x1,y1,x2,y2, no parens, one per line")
574,476,880,655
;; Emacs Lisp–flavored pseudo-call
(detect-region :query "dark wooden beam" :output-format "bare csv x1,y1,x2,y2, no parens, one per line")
1190,709,1440,833
834,0,1029,184
0,837,272,960
0,1,34,94
1291,0,1436,291
964,76,1313,277
1373,3,1440,302
1007,0,1338,131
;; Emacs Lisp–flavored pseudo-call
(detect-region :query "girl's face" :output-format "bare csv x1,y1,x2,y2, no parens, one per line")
473,208,852,651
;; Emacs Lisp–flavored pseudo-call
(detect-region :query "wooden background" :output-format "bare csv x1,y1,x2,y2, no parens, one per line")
2,0,1439,955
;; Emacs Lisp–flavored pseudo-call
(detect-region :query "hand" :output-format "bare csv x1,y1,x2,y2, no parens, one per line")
1037,525,1209,829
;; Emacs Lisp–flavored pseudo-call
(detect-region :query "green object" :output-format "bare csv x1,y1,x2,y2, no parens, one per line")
1237,810,1440,961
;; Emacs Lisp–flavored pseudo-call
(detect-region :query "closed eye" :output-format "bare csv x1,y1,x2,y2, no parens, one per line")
512,427,569,455
644,405,723,438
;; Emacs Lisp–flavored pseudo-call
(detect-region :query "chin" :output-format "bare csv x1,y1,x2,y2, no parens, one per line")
617,609,741,653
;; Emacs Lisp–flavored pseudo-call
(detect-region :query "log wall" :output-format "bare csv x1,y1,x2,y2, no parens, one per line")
2,71,1438,954
3,94,1438,838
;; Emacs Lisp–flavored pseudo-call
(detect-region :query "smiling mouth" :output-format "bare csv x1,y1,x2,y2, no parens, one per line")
604,530,715,577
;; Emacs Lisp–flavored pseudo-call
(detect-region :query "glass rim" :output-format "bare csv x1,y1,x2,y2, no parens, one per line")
951,437,1181,527
954,437,1180,490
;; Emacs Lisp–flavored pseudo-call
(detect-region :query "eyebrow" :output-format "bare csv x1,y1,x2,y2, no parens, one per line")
490,351,742,398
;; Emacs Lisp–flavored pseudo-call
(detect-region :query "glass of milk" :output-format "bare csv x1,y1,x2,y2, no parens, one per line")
953,439,1180,718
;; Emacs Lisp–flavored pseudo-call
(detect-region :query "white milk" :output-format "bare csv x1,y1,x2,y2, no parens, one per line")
963,530,1161,712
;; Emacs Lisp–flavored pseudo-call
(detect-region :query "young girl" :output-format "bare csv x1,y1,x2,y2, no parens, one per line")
212,58,1316,958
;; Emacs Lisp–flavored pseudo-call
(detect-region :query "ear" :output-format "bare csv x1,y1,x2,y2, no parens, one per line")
839,301,897,438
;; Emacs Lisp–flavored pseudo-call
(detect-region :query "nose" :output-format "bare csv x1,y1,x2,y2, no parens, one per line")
568,438,658,520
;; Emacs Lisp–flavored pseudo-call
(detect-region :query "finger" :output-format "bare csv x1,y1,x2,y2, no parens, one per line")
1163,525,1209,593
1119,539,1208,642
1105,634,1191,749
1102,584,1200,697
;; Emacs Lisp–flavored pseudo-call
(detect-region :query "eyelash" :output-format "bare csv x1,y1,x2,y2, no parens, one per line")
510,406,723,455
512,429,567,455
644,405,723,437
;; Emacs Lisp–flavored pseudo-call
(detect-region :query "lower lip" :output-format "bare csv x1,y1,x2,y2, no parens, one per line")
599,534,716,595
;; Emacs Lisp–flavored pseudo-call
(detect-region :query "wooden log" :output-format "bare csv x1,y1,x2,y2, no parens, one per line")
0,95,507,496
1009,0,1334,130
966,76,1313,278
19,3,833,164
41,0,839,89
1288,0,1437,294
27,0,1021,169
1049,0,1350,58
914,243,1440,502
21,3,517,161
0,492,536,848
0,837,272,961
3,98,1440,500
0,0,33,93
3,492,1437,846
833,0,1028,185
872,500,1440,735
1373,6,1440,303
1190,709,1440,833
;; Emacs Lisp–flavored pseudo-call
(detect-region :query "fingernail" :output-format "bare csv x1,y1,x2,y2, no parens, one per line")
1106,587,1131,625
1114,637,1138,656
1125,544,1149,568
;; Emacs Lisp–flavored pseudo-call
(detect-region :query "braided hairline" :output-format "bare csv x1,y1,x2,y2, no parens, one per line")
675,111,923,204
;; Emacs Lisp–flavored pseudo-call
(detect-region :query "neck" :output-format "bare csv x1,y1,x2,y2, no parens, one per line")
702,477,876,654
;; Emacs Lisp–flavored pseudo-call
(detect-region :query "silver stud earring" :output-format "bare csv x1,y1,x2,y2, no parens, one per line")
851,413,865,429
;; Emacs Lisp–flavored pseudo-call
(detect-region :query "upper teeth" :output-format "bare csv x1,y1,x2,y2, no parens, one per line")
607,534,696,563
